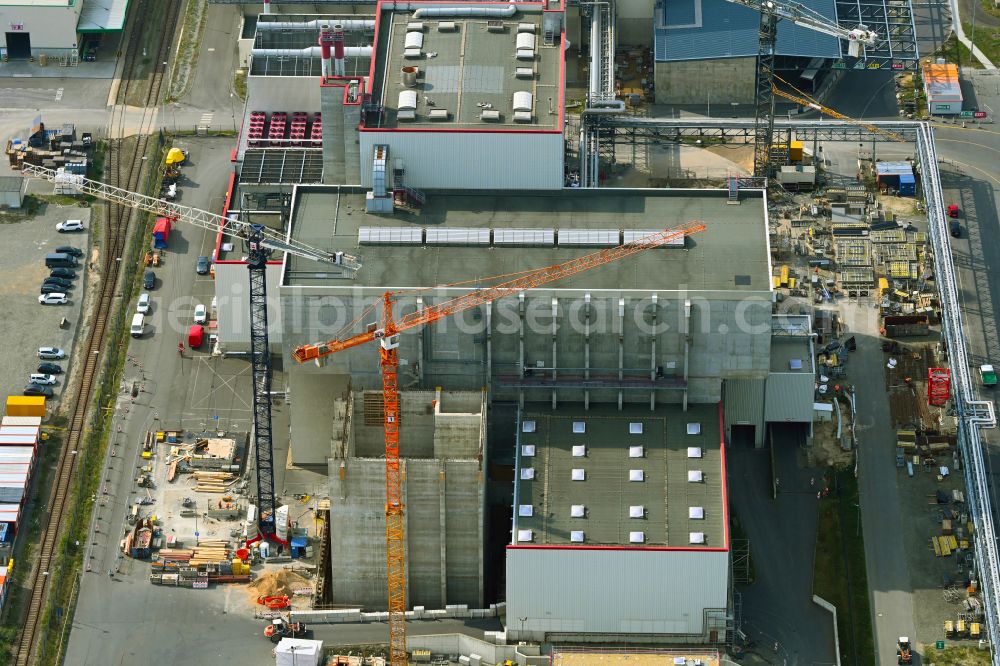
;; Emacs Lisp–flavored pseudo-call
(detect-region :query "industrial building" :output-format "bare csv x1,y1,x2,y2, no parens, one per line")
0,0,128,60
507,402,729,642
326,388,486,610
922,62,963,115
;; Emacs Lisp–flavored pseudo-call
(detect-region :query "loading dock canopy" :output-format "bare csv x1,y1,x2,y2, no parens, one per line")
78,0,131,32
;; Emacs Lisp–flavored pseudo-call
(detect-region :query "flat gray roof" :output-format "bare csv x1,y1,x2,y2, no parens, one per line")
512,403,725,547
368,9,560,129
283,187,770,292
770,336,814,374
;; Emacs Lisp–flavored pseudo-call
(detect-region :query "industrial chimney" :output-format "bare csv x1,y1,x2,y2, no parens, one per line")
401,66,418,88
319,24,335,78
333,23,346,77
263,0,271,14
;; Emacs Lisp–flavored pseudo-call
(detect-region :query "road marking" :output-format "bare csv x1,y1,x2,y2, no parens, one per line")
54,87,63,101
937,148,1000,188
198,112,213,128
933,123,1000,136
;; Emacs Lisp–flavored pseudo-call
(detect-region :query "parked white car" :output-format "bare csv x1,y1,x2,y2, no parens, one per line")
28,373,57,385
56,219,85,233
193,303,208,324
39,293,68,305
137,292,151,314
37,347,66,359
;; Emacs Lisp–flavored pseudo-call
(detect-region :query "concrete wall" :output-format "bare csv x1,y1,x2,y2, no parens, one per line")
615,0,655,46
506,547,729,641
654,57,755,105
358,131,564,190
247,73,321,116
0,3,82,55
214,261,284,351
283,289,773,407
327,456,485,609
288,373,350,465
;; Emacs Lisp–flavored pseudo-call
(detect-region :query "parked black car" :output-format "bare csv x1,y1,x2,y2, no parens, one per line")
40,283,66,295
55,246,84,258
37,362,63,375
49,268,77,280
196,256,211,275
43,277,74,290
143,270,155,289
23,383,54,397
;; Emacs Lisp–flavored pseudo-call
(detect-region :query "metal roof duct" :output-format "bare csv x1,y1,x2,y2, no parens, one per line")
412,4,518,18
251,46,373,57
256,19,375,31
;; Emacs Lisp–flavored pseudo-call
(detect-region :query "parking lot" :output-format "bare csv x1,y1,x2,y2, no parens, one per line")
0,204,92,408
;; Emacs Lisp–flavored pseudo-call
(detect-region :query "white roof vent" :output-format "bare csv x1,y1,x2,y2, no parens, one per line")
572,421,586,434
512,111,533,123
629,422,643,434
437,21,457,32
520,467,535,480
518,504,533,517
629,446,644,458
570,530,585,542
516,32,536,52
522,420,536,433
687,422,702,435
688,470,704,483
689,532,706,544
689,506,705,520
687,447,703,459
407,21,425,31
428,108,450,121
517,22,536,33
629,469,644,482
629,531,645,544
513,91,533,112
517,529,533,542
404,31,424,50
515,66,534,79
570,504,586,518
572,445,586,457
520,444,535,457
629,505,645,518
571,468,585,481
398,89,418,111
480,109,502,122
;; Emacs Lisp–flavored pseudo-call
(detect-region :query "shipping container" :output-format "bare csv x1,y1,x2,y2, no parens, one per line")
5,396,45,418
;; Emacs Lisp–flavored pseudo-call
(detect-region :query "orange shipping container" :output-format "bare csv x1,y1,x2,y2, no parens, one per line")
6,396,46,418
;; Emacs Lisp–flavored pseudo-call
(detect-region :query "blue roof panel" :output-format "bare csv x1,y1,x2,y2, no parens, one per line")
655,0,843,62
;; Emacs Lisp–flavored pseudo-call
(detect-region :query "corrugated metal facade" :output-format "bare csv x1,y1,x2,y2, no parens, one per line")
724,378,765,446
506,547,728,640
358,131,563,190
764,373,815,422
214,262,285,351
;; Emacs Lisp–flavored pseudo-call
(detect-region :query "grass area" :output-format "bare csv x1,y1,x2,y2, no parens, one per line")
814,469,876,666
964,23,1000,67
167,0,209,102
935,33,986,70
977,0,1000,20
233,68,247,102
929,645,992,665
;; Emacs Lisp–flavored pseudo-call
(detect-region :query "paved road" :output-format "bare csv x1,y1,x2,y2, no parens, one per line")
728,430,837,666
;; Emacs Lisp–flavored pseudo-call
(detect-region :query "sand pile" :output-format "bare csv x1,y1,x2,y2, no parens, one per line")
247,568,314,601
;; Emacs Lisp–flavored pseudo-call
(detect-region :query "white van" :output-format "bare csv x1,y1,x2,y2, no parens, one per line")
130,313,145,338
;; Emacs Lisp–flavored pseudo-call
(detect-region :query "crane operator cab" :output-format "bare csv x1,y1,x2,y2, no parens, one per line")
847,26,878,57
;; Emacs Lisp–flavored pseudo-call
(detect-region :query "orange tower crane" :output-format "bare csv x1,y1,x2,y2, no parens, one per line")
292,221,707,666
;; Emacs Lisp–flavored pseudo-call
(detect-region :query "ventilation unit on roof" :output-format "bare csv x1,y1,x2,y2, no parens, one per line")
515,67,534,79
688,470,704,483
570,530,585,542
516,31,536,59
629,446,643,458
558,229,621,247
428,108,450,121
629,531,645,544
629,422,643,434
438,21,457,32
405,30,424,50
520,467,535,480
570,504,585,518
513,111,532,123
520,444,535,457
687,422,702,435
426,228,490,245
518,23,536,33
687,447,703,458
629,469,644,482
493,228,555,246
624,229,686,247
517,529,533,542
572,421,586,434
487,20,505,32
480,110,502,122
513,90,533,112
689,532,706,544
522,420,536,433
689,506,705,520
629,505,645,518
572,445,586,457
398,89,418,110
407,21,425,31
518,504,533,517
358,227,423,245
571,468,585,481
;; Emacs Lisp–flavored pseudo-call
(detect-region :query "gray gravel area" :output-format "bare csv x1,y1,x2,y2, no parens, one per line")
0,204,92,411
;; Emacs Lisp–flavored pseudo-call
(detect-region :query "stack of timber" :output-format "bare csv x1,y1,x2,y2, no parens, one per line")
193,470,236,493
190,540,232,566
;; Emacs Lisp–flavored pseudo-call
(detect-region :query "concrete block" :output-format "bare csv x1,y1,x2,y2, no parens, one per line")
484,631,504,644
459,657,471,666
427,608,448,619
365,611,389,622
470,654,483,666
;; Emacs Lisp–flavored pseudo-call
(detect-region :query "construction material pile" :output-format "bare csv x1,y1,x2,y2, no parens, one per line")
193,470,237,493
191,539,232,566
247,568,314,601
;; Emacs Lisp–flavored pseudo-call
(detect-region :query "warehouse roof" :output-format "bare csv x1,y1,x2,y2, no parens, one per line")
366,7,561,129
923,63,962,101
77,0,130,32
770,335,814,374
0,176,24,193
512,403,726,548
654,0,840,61
282,187,770,292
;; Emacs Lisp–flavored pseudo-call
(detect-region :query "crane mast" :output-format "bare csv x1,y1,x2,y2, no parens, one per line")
20,164,359,542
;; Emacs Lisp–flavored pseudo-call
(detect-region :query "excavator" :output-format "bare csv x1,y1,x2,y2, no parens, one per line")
263,617,308,643
896,637,912,664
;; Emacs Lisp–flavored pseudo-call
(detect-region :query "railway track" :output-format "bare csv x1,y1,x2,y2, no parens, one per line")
13,0,182,662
